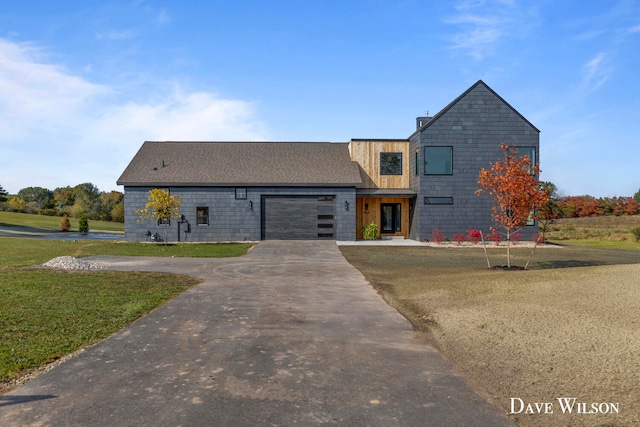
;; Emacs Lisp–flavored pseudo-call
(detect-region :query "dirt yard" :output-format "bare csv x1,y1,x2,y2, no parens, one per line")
340,245,640,427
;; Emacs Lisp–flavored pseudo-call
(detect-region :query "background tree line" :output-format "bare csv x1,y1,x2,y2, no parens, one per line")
540,182,640,221
0,183,124,222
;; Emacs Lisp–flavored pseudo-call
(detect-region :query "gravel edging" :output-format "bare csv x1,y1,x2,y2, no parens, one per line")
41,256,110,270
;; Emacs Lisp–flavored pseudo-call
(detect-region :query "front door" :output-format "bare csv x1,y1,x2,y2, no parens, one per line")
381,203,401,234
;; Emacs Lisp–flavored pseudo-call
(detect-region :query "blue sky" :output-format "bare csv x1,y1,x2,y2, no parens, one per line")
1,0,639,197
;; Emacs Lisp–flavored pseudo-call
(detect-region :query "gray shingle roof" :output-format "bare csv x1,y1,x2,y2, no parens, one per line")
117,141,362,187
408,80,540,139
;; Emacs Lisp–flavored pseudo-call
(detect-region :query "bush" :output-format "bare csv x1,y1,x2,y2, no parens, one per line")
361,222,379,240
466,229,482,244
510,232,522,243
78,214,89,233
60,214,71,232
431,228,446,244
452,233,466,245
488,233,502,246
632,227,640,242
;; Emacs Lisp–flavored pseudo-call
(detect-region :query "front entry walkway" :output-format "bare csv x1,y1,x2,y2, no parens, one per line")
0,241,513,426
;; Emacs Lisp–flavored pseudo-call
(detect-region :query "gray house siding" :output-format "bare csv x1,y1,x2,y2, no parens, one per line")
123,186,356,242
417,83,540,242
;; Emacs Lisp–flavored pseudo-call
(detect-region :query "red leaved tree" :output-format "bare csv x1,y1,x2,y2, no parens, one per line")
476,143,550,268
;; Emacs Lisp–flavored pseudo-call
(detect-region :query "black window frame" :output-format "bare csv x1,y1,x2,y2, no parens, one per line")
196,206,209,226
424,196,454,205
424,146,453,175
415,148,419,175
235,187,247,200
380,152,403,175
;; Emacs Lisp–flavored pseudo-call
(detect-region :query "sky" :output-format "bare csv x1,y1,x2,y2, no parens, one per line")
1,0,639,198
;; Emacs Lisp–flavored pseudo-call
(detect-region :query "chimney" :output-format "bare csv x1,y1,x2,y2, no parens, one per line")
416,112,431,130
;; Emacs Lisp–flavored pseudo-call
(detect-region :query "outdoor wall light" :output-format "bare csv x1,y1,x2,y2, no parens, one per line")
345,200,349,211
249,200,253,211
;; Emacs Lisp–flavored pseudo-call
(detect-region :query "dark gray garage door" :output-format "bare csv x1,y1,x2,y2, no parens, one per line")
262,196,335,240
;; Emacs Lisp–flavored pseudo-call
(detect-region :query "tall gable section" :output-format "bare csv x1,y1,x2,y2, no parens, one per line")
410,80,539,141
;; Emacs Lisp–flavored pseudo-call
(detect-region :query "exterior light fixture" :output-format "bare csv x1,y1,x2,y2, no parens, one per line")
249,200,253,211
345,200,349,211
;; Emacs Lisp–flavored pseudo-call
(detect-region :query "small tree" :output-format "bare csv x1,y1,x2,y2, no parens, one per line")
60,214,71,232
78,214,89,233
135,188,182,243
476,143,550,268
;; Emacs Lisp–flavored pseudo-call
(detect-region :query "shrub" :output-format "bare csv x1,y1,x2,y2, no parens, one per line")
452,233,466,245
60,214,71,232
431,228,446,244
466,229,482,244
632,227,640,242
510,232,522,243
361,222,379,240
488,233,502,246
533,233,546,244
78,214,89,233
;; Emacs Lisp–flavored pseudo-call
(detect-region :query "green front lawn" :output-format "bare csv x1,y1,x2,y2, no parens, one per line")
0,236,253,391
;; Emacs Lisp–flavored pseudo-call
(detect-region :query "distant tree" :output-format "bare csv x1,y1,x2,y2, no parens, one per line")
111,201,125,223
634,188,640,204
72,183,102,219
476,143,549,268
98,191,124,221
0,184,8,203
60,214,71,231
17,186,53,209
135,189,182,243
78,214,89,233
538,181,560,240
54,186,76,210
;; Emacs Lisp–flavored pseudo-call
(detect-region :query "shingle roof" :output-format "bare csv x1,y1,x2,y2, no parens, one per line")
117,141,362,187
408,80,540,139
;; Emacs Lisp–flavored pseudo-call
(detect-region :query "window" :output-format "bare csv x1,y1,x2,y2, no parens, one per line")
424,146,453,175
517,147,536,163
415,148,419,175
380,152,402,175
235,188,247,200
517,146,536,174
424,197,453,205
196,207,209,225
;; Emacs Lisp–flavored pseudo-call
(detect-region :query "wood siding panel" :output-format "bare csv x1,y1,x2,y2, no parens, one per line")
348,141,409,189
355,197,410,239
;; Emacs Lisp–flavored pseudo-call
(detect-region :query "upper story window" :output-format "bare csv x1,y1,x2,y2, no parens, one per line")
424,146,453,175
380,152,402,175
415,148,419,175
516,146,536,175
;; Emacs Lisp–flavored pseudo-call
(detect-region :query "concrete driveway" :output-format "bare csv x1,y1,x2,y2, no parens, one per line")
0,241,513,426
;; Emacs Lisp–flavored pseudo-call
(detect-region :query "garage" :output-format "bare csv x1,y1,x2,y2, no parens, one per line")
262,196,336,240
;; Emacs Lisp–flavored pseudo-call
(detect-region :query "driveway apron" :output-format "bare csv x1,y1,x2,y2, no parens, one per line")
0,241,513,426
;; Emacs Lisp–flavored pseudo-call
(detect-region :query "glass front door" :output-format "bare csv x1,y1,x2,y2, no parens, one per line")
381,203,401,233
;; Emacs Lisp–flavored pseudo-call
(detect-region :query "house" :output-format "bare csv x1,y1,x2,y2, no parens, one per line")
117,80,540,242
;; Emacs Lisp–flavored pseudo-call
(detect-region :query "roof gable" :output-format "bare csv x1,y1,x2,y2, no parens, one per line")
409,80,539,139
117,141,362,187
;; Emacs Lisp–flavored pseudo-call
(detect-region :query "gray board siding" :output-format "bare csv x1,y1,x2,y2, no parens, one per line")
123,186,356,242
416,83,540,241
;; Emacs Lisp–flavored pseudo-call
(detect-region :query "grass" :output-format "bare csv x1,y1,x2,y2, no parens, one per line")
0,234,253,389
544,215,640,245
0,269,200,381
0,237,253,268
0,211,124,233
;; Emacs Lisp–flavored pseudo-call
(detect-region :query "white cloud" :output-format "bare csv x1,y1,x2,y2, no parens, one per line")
444,0,537,60
581,52,612,90
0,38,269,193
629,23,640,33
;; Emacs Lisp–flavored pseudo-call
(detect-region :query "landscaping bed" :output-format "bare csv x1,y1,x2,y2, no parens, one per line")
341,245,640,427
